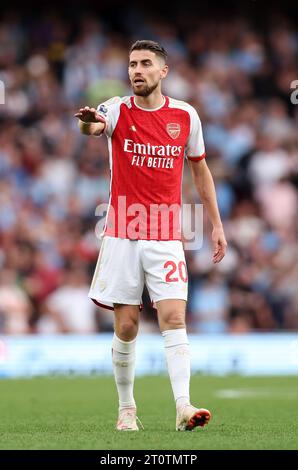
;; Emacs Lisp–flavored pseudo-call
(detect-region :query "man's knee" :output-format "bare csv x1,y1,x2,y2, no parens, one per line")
116,321,138,340
159,310,186,330
114,305,139,341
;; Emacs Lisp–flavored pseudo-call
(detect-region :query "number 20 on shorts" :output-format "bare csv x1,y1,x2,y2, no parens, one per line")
164,261,188,283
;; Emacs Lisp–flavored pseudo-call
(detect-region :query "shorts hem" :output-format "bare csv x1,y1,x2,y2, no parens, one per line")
151,295,188,303
89,294,141,311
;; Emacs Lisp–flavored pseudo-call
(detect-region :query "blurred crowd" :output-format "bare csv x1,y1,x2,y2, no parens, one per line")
0,4,297,334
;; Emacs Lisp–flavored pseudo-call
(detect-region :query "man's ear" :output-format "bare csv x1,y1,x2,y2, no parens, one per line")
161,64,169,79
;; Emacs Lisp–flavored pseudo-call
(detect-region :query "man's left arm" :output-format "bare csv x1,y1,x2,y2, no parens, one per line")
188,158,227,263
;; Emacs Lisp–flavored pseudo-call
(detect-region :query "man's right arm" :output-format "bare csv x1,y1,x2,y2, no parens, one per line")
78,120,105,136
74,106,106,136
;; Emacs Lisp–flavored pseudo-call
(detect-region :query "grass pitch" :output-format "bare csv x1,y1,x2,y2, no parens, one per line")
0,375,297,450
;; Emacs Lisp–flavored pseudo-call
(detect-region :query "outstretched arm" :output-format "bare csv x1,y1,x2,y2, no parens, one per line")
74,106,106,136
188,158,227,263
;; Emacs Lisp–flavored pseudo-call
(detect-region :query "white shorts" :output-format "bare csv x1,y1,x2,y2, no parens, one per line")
88,236,188,310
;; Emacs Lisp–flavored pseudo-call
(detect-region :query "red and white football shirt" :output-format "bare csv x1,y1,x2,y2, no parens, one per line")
97,95,206,240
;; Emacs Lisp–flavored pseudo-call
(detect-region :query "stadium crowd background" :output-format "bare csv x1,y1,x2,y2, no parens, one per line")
0,1,297,335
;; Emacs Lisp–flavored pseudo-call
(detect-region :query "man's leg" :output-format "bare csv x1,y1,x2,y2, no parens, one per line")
113,304,140,430
157,299,190,407
157,299,211,430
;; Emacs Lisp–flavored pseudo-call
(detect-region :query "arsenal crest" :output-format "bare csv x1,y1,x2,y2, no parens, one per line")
167,123,181,139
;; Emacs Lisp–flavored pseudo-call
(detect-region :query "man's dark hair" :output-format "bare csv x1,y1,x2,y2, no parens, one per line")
129,40,167,63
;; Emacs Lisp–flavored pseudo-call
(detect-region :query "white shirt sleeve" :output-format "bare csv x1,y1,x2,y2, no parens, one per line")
185,106,206,161
96,96,122,137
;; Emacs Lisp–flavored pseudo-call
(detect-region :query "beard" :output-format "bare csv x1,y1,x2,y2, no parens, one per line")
132,80,159,97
